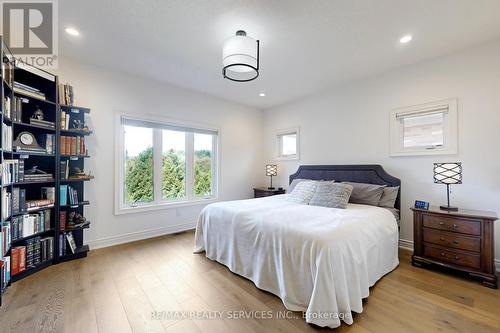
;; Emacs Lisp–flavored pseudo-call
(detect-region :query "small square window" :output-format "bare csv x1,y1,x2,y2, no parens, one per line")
276,127,299,160
390,99,457,156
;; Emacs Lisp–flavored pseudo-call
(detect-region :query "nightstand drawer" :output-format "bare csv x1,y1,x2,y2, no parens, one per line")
424,243,480,270
423,228,480,252
423,214,480,236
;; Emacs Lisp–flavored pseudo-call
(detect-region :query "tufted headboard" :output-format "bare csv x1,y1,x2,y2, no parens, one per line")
289,165,401,210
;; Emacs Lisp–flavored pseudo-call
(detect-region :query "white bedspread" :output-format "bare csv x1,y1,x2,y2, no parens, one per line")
194,195,399,328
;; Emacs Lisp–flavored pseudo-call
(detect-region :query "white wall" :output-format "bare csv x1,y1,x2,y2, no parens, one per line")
263,40,500,261
54,57,263,249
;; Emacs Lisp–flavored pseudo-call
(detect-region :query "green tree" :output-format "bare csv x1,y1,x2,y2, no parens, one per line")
162,149,186,199
194,150,212,196
124,146,154,203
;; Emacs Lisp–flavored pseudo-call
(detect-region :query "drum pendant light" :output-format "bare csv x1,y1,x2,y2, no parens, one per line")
222,30,260,82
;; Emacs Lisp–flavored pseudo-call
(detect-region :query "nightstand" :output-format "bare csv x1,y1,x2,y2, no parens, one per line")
411,206,498,288
254,187,286,198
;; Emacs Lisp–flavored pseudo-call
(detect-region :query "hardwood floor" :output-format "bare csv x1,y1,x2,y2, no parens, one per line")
1,230,499,333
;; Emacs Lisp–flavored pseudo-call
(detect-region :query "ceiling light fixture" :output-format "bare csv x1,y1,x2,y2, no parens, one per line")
400,35,412,44
65,27,80,36
259,93,266,97
222,30,259,82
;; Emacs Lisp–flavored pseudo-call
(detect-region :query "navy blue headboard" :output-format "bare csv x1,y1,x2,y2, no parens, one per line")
289,165,401,210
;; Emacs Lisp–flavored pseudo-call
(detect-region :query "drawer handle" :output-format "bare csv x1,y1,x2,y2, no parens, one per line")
452,240,459,244
439,222,445,225
439,237,445,241
452,224,458,229
440,253,460,260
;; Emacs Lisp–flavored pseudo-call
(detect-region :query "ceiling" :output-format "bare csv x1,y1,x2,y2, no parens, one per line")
59,0,500,109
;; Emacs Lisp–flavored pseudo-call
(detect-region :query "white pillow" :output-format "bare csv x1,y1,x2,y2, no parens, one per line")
286,181,317,204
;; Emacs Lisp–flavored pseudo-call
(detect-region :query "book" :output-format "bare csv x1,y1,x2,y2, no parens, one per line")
11,247,19,275
12,187,20,214
30,118,55,129
59,211,66,231
60,160,69,179
60,185,68,205
18,246,26,273
66,232,77,254
37,134,55,154
41,187,55,201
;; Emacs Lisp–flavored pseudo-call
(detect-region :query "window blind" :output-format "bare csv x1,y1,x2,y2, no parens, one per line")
121,116,218,135
396,105,448,119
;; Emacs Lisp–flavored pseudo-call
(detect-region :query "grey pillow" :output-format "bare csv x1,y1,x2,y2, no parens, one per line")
343,182,386,206
286,181,317,204
309,182,353,209
379,186,400,208
289,178,306,193
288,179,334,193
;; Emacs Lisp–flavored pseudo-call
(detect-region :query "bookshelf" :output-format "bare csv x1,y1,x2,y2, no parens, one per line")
0,36,93,306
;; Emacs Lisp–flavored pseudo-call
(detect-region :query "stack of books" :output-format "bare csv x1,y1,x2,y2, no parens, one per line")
12,96,28,122
23,173,54,183
11,209,52,240
2,123,12,151
13,81,46,100
37,133,55,154
58,83,74,105
0,256,11,289
1,222,11,255
11,188,26,215
1,159,25,184
30,118,55,129
11,246,26,275
59,232,77,255
3,96,11,119
60,136,87,155
25,198,54,211
60,111,70,130
1,188,11,220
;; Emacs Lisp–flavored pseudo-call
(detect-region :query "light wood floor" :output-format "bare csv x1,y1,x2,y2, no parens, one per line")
1,230,499,333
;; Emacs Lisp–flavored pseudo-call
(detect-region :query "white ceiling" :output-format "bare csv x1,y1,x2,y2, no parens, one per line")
59,0,500,109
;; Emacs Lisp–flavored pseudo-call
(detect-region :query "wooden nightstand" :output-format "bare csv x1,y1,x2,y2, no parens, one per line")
254,187,286,198
411,206,498,288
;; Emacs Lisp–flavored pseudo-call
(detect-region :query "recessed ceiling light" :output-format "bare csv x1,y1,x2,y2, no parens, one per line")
259,93,266,97
400,35,412,44
65,27,80,36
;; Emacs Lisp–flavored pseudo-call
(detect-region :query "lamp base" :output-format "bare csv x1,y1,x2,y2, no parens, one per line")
440,205,459,211
267,187,275,190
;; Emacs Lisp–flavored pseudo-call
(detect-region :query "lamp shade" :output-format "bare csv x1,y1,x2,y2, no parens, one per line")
434,162,462,184
266,164,277,177
222,30,259,82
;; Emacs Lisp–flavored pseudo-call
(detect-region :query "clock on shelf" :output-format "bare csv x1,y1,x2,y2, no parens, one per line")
13,131,45,152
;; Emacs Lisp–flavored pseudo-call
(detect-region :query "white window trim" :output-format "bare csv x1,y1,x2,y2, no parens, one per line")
114,112,220,215
390,98,458,157
275,127,300,160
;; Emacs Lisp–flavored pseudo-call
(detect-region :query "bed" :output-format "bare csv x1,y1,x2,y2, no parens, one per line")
194,165,401,328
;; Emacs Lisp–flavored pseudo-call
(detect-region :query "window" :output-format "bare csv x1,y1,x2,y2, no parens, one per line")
276,127,300,160
116,116,218,214
390,99,457,156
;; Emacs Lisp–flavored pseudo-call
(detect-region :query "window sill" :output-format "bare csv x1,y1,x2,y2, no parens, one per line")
115,197,218,215
276,155,299,161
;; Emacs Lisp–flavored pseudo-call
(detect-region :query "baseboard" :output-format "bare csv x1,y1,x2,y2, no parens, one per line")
398,239,414,252
85,221,196,250
398,238,500,273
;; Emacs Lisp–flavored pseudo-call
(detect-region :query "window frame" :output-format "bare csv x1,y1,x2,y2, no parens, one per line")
390,98,458,157
115,113,220,215
275,127,300,160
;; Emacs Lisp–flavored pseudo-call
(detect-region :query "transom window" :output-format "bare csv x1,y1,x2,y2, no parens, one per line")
276,127,300,160
390,99,457,156
116,116,218,214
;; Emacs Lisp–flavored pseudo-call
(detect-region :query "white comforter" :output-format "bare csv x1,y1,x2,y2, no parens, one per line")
194,195,399,328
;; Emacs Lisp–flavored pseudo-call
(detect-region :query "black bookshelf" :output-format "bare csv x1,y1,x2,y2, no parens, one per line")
0,36,93,306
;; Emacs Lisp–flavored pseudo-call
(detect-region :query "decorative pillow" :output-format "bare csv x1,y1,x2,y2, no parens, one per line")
309,182,354,209
343,182,386,206
379,186,400,208
288,179,335,193
289,178,306,193
286,181,317,204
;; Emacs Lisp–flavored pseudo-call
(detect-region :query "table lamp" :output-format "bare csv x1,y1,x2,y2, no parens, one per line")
266,164,277,190
434,162,462,211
